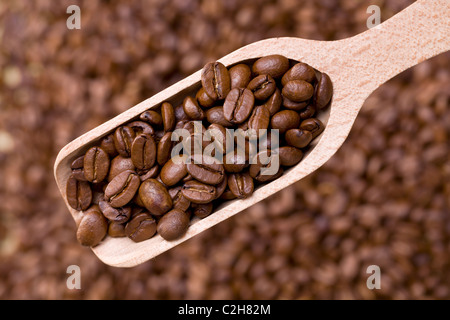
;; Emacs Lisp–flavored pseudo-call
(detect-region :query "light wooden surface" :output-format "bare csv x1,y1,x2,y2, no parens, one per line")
54,0,450,267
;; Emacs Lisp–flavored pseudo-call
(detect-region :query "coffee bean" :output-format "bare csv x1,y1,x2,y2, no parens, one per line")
300,118,325,139
223,150,247,173
252,55,290,79
313,72,333,109
100,134,118,157
201,61,231,100
174,104,190,122
223,88,255,124
278,146,303,166
299,105,316,120
66,175,92,211
187,154,225,185
140,110,162,126
131,133,156,173
128,121,154,136
139,165,159,182
228,172,254,199
108,222,126,238
83,146,110,183
157,132,174,166
71,156,87,181
206,107,233,127
183,96,205,120
114,126,136,157
108,155,135,182
263,88,282,115
282,80,314,102
160,156,188,187
214,173,228,199
182,180,216,204
169,186,191,211
196,87,216,108
247,74,276,100
157,209,190,241
281,62,317,86
249,150,282,182
191,202,213,218
99,200,131,223
248,105,270,133
285,129,313,148
229,63,252,89
220,189,237,200
206,123,228,155
104,170,140,208
76,205,107,247
161,101,176,132
139,179,173,216
282,96,310,111
270,110,301,134
133,191,146,207
125,211,157,242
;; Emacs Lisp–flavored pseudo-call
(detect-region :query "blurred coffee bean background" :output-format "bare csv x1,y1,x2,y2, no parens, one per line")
0,0,449,299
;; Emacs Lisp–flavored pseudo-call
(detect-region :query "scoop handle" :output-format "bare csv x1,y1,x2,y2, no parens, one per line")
346,0,450,93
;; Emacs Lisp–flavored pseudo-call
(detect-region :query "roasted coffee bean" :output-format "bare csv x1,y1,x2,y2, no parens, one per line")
206,123,229,155
139,179,173,216
249,150,282,182
281,62,317,86
229,63,252,89
313,72,333,109
108,155,135,182
247,74,276,100
157,132,173,166
195,87,215,108
187,155,225,185
100,134,118,157
108,222,126,238
128,121,154,136
220,189,237,200
133,191,146,207
125,211,157,242
71,156,87,181
66,175,92,211
169,186,191,211
104,170,140,208
282,96,310,111
114,126,135,157
83,146,110,183
160,156,188,187
300,118,325,139
214,174,228,199
161,101,176,132
263,88,282,115
278,146,304,166
223,150,247,173
182,180,216,204
153,130,166,143
140,110,162,126
99,200,131,223
285,129,313,148
223,88,255,124
76,205,107,247
206,107,233,127
282,80,314,102
270,110,301,134
299,105,316,120
252,55,290,79
201,61,231,100
157,209,190,241
131,133,156,172
139,165,159,182
183,96,205,120
191,203,213,219
248,105,270,133
228,172,254,199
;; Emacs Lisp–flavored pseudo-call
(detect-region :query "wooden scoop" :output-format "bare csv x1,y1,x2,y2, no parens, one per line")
54,0,450,267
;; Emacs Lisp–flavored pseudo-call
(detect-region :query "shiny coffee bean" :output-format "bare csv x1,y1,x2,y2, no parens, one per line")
139,165,159,182
206,107,233,127
223,150,247,173
83,146,110,183
228,172,254,199
76,205,107,247
174,104,190,122
249,150,282,182
299,105,316,120
278,146,304,166
182,180,216,204
139,179,173,216
100,134,118,157
196,87,216,108
108,155,135,182
313,72,333,109
187,154,225,185
214,174,228,199
114,126,135,157
169,186,191,211
263,88,282,115
270,110,301,134
223,88,255,124
128,121,154,136
161,101,176,132
157,209,190,241
248,105,270,132
104,170,140,208
201,61,231,100
300,118,325,139
157,132,173,166
252,55,290,79
281,62,317,86
108,222,126,238
220,189,237,200
71,156,87,181
285,129,313,148
66,175,92,211
229,63,252,89
282,96,310,111
140,110,163,126
133,191,146,207
183,96,205,120
247,74,276,100
282,80,314,102
191,202,213,218
206,123,229,155
131,133,156,173
160,156,188,187
99,200,131,223
125,211,157,242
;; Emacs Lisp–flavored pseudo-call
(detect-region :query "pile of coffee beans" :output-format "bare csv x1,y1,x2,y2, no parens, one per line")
68,55,332,247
